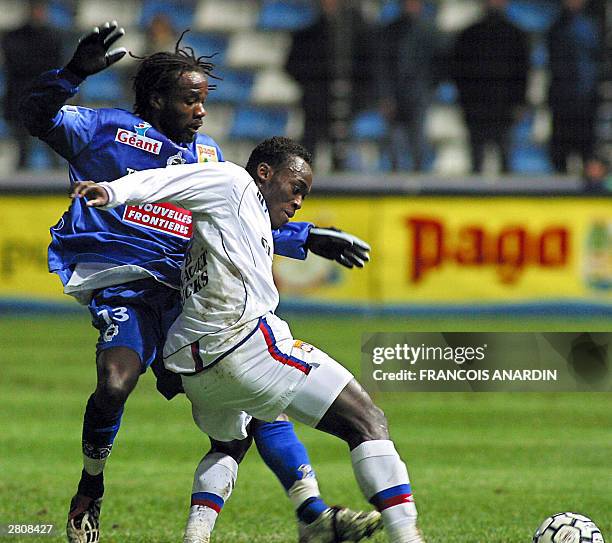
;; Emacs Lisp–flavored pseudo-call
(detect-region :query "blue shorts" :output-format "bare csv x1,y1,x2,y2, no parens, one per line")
88,278,181,372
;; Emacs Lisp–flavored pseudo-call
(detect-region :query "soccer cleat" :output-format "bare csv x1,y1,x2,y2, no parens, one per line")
298,506,383,543
183,505,212,543
66,495,102,543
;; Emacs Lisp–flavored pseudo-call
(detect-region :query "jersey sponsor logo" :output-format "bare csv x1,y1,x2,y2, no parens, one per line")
133,121,153,136
181,249,209,302
115,127,162,155
122,202,193,239
196,144,219,163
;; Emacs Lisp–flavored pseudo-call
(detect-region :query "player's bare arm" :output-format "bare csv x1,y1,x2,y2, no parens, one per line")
70,181,109,207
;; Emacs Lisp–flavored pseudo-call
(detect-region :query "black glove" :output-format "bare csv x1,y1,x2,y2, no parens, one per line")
306,227,371,269
66,21,127,79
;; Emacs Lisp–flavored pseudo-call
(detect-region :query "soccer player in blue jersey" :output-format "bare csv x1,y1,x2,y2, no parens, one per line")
21,22,374,543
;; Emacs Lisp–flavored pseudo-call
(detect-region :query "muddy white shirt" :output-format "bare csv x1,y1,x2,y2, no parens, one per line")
100,161,278,373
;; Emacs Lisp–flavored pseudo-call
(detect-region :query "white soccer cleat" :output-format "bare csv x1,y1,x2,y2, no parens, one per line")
298,506,383,543
66,495,102,543
183,505,212,543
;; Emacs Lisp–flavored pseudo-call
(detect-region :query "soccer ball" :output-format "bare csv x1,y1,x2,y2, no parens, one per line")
533,512,604,543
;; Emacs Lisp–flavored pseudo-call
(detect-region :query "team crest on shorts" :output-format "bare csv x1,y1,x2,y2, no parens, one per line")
196,144,219,163
293,340,314,352
103,323,119,342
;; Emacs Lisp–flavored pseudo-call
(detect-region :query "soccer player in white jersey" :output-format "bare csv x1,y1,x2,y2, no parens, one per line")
72,137,424,543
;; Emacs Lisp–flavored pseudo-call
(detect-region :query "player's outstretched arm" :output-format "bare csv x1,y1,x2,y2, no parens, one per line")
306,227,371,268
66,21,127,78
20,21,125,140
70,181,110,207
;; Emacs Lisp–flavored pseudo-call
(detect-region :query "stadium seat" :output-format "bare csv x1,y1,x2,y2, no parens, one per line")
251,69,301,106
510,144,553,174
193,0,258,32
139,0,196,30
378,0,437,24
436,0,482,32
76,0,141,29
0,0,28,30
79,70,126,104
48,0,74,30
29,140,54,170
426,105,467,143
0,118,10,140
351,110,388,141
182,32,229,65
229,105,289,140
257,0,316,31
200,104,234,141
530,39,549,68
207,68,254,104
432,141,471,175
506,0,560,33
226,31,291,70
435,81,459,105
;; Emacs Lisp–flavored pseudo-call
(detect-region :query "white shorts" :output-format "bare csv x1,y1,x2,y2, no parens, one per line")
181,313,353,442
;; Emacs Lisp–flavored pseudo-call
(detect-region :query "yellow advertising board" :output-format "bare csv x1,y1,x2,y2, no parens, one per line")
274,196,612,308
0,196,69,302
0,195,610,309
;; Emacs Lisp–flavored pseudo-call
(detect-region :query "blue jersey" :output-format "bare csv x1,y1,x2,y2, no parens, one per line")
23,69,311,290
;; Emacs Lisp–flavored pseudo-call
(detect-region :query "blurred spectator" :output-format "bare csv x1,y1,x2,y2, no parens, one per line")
285,0,372,170
144,13,176,56
377,0,442,172
1,0,62,169
451,0,529,173
583,156,610,193
547,0,602,174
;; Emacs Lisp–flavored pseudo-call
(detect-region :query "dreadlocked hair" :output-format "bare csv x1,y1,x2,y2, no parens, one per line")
245,137,313,179
130,29,220,116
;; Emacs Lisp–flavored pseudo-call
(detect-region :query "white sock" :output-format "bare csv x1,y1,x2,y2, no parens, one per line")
189,452,238,531
351,440,418,542
287,477,321,510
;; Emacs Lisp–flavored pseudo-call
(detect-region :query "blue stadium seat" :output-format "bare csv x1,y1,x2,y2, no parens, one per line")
182,32,229,65
257,0,316,31
29,140,54,170
0,118,10,140
530,39,548,68
435,81,458,105
378,0,436,24
510,144,553,174
506,0,560,32
48,0,74,29
79,71,125,103
229,106,289,140
139,0,196,31
351,110,388,141
512,114,534,145
207,69,254,104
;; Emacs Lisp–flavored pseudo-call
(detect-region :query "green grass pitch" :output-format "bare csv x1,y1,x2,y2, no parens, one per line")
1,312,610,542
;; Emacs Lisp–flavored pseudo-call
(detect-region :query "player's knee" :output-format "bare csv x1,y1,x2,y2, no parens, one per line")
96,349,141,409
354,403,389,442
209,435,253,464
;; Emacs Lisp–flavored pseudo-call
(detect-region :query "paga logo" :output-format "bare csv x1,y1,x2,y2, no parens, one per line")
584,220,612,290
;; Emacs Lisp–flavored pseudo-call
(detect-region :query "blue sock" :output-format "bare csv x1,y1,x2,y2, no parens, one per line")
296,496,329,524
253,420,328,523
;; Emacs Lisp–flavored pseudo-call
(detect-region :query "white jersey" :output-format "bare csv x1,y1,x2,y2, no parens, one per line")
100,160,278,373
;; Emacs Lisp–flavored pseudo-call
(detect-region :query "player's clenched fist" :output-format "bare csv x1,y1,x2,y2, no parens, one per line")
66,20,126,78
71,181,109,207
